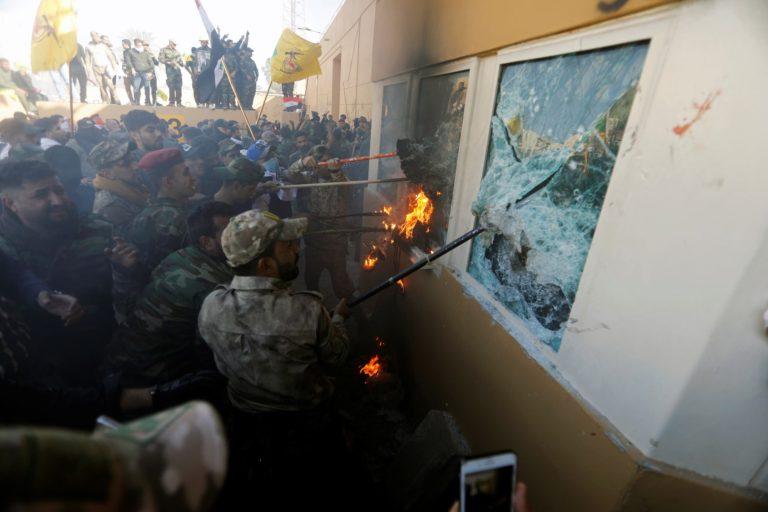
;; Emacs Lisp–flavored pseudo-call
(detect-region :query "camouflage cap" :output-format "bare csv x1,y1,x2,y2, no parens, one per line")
0,401,227,510
89,139,133,169
217,138,243,155
216,157,264,184
95,401,228,511
221,210,308,267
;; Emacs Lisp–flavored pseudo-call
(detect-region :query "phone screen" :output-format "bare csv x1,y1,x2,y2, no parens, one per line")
461,452,516,512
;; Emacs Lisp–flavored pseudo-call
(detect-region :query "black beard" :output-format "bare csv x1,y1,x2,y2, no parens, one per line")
277,260,300,282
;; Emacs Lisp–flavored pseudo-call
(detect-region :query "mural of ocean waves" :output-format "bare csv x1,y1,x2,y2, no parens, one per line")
469,41,649,351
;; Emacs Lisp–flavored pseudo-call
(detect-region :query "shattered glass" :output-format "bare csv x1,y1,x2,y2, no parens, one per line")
412,70,469,246
468,41,649,351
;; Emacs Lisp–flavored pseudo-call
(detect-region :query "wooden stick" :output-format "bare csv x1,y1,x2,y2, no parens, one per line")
277,177,408,190
221,60,255,140
256,79,273,124
67,62,75,134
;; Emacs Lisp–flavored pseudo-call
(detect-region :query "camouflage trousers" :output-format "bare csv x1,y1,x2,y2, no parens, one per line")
238,83,256,109
166,67,182,106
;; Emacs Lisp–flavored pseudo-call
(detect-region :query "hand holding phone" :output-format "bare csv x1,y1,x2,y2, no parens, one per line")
460,451,517,512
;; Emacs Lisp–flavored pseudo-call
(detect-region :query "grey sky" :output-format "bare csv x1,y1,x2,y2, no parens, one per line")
0,0,341,88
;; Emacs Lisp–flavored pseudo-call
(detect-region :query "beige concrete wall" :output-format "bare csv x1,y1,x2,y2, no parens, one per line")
35,94,288,129
304,0,376,119
346,0,768,508
371,0,678,81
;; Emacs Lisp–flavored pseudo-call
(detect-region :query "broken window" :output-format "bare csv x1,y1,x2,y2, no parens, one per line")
411,70,469,248
378,82,409,201
468,41,649,351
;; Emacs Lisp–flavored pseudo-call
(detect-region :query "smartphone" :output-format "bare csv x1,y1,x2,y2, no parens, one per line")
460,451,517,512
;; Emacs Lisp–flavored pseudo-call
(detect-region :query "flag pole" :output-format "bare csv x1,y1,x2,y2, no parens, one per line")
221,60,255,140
67,62,75,134
256,80,273,125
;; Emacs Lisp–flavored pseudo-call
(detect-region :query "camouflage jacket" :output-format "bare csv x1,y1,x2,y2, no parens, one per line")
105,245,233,385
198,276,350,413
158,46,183,69
284,159,351,249
0,212,117,386
128,197,189,271
93,189,145,236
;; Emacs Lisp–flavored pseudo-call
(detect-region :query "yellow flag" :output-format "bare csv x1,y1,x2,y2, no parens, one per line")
30,0,77,73
270,29,322,84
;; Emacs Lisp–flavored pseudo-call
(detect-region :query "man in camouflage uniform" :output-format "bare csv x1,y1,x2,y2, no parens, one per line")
0,160,137,387
159,40,184,107
90,139,148,236
0,401,227,511
128,148,197,272
284,144,356,300
237,48,259,110
218,138,245,166
216,49,239,110
198,210,352,508
105,202,234,386
199,210,351,413
211,157,272,215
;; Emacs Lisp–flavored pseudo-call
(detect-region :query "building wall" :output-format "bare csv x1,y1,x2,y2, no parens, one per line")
347,0,768,509
371,0,677,82
304,0,375,119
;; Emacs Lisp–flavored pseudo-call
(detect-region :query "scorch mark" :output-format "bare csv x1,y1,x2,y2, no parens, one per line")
672,90,721,137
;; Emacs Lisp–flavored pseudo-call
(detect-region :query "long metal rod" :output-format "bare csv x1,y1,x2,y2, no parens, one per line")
349,227,486,307
277,177,408,190
316,151,397,168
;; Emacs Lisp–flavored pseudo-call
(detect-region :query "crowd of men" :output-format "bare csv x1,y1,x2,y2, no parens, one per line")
0,107,379,506
0,30,262,111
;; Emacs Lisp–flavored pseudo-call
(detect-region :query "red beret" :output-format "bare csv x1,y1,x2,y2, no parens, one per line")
138,148,184,172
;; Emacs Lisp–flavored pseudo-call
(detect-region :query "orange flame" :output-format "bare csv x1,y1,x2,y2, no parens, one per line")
380,205,393,216
396,279,405,292
398,190,434,240
362,244,382,271
360,355,383,378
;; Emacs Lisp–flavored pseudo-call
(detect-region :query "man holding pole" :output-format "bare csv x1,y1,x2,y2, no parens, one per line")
284,145,355,301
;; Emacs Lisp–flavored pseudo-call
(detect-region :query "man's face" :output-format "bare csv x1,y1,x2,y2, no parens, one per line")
0,60,10,71
200,214,231,259
101,36,111,46
271,239,301,281
110,157,141,185
201,41,209,48
134,40,143,51
163,162,197,199
169,41,176,49
221,150,240,165
185,158,205,180
131,124,163,151
49,123,70,144
90,32,100,43
3,176,76,232
122,41,130,49
295,135,309,151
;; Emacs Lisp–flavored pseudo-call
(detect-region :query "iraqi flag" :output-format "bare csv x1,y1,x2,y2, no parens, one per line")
193,0,225,104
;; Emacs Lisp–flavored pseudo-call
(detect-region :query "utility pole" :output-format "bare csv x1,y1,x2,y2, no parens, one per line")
282,0,305,31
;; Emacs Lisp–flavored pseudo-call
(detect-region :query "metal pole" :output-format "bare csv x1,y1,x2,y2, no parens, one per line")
348,227,486,307
257,79,273,124
221,60,255,140
277,177,408,190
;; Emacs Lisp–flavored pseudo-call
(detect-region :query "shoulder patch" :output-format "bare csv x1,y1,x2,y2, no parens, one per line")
291,290,324,301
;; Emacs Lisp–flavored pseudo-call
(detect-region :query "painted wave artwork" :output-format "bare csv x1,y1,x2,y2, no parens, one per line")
468,41,649,351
